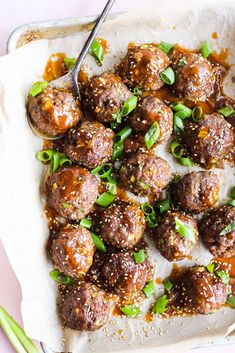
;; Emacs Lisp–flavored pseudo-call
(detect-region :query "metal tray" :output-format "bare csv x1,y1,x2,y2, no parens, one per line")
7,14,235,353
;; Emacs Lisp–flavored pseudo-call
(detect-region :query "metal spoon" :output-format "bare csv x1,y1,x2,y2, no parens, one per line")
28,0,116,140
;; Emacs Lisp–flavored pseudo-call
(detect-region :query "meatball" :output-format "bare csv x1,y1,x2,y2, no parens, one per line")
47,166,99,221
172,171,220,213
100,252,153,297
130,96,173,143
119,150,172,196
169,266,228,315
99,201,146,249
153,211,198,261
171,46,215,101
60,282,111,331
82,72,133,123
183,113,234,169
50,224,95,278
64,120,114,169
28,86,82,137
200,205,235,257
118,43,170,91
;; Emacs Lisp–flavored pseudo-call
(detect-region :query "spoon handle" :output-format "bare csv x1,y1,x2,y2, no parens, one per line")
72,0,116,84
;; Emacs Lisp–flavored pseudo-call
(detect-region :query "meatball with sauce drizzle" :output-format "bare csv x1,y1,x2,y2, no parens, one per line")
183,113,234,169
100,252,153,297
119,150,172,197
153,211,198,261
172,171,220,213
82,72,133,123
199,205,235,258
28,86,82,137
60,282,112,331
130,95,173,144
170,45,215,102
117,43,171,91
46,165,99,221
64,120,114,170
168,266,229,315
99,200,146,249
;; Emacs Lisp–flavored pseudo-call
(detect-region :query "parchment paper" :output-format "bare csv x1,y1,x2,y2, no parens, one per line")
0,0,235,352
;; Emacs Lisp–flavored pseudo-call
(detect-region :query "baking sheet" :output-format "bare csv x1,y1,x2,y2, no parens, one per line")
0,0,235,352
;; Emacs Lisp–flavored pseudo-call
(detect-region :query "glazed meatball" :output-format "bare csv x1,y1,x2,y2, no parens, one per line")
172,171,220,213
64,120,114,169
99,201,146,249
200,205,235,257
169,266,228,315
100,252,153,297
153,211,198,261
60,282,111,331
130,96,173,143
50,224,95,278
171,46,215,101
119,150,172,196
82,72,133,123
183,113,234,169
28,86,82,137
47,166,99,221
118,43,170,91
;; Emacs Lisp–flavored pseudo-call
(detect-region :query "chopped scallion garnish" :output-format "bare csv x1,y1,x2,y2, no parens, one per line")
143,280,155,298
178,157,193,167
96,192,116,207
120,305,141,317
175,217,195,241
49,269,74,286
215,270,230,284
226,296,235,308
133,249,146,264
91,163,113,179
170,140,184,159
160,67,175,85
200,41,211,58
144,121,160,150
89,39,104,64
37,149,72,173
114,126,132,143
163,278,173,292
63,57,76,69
29,81,48,97
158,41,174,54
192,106,203,122
217,105,235,118
153,295,168,314
80,218,92,229
90,232,106,252
220,221,235,236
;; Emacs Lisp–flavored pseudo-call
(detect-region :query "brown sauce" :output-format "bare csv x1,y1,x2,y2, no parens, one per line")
43,53,66,82
144,312,154,323
213,256,235,278
96,37,109,53
155,277,162,285
212,32,218,40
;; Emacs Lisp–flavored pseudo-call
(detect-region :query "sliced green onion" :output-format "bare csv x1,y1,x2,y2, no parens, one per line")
133,249,146,264
163,278,173,292
226,296,235,308
215,270,230,284
144,121,160,149
114,126,132,143
121,96,138,117
230,186,235,199
49,269,74,286
91,163,113,179
175,217,195,241
90,232,106,252
217,105,235,118
113,141,124,160
106,181,117,195
158,41,174,54
143,280,155,298
62,202,71,209
51,151,61,173
0,306,40,353
160,67,175,85
171,103,192,119
206,263,215,274
137,180,150,190
141,203,158,228
170,140,184,159
89,39,104,64
120,305,141,317
153,295,168,314
146,215,158,228
133,87,141,96
63,57,76,69
220,221,235,236
227,199,235,207
173,114,184,132
96,192,116,207
36,149,54,163
80,218,92,229
178,157,193,166
141,203,155,216
156,198,170,214
59,155,72,168
200,41,211,58
29,80,48,97
178,57,186,67
192,106,203,122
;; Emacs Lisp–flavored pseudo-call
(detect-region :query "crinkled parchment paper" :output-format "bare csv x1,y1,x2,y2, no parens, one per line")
0,0,235,352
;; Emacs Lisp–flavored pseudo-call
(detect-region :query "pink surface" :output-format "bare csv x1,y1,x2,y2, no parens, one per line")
0,1,234,352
